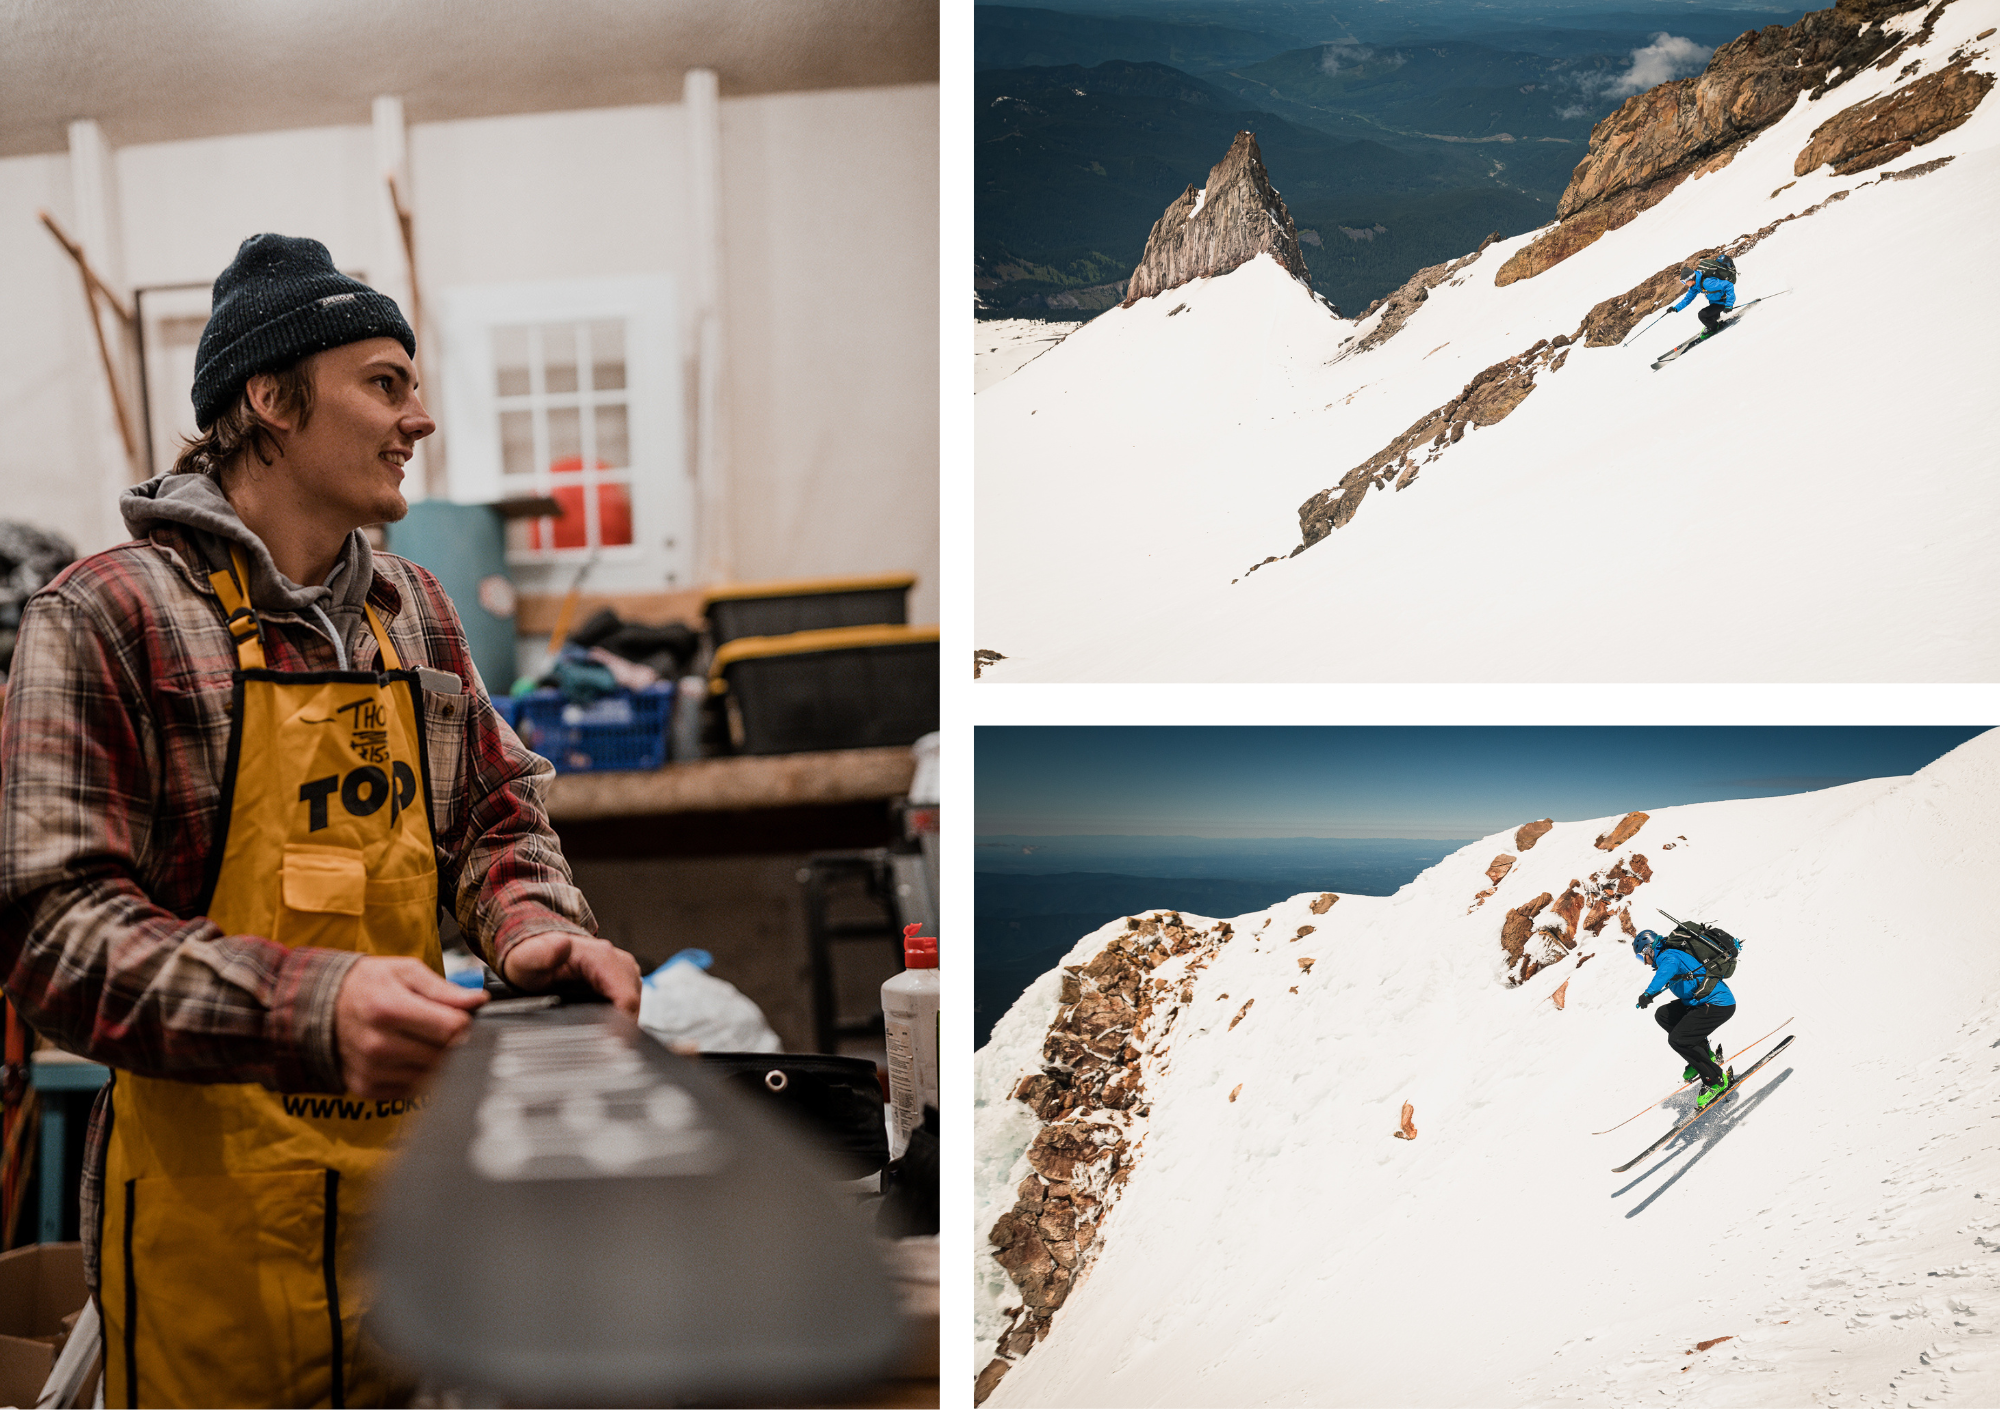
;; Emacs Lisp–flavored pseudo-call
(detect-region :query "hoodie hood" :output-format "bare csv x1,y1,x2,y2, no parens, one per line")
121,472,374,620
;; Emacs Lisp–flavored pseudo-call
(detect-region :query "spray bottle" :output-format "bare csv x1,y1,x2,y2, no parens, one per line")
881,922,939,1156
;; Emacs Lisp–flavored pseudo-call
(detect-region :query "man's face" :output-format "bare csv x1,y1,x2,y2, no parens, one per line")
278,338,435,528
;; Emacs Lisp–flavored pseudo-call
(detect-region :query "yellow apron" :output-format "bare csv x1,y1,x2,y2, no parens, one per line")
102,550,442,1408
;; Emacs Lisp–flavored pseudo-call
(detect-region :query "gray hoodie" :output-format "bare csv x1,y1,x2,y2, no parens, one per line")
120,472,377,670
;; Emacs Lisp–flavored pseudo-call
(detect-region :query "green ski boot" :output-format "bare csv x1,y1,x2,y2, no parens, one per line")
1682,1044,1725,1083
1695,1069,1734,1111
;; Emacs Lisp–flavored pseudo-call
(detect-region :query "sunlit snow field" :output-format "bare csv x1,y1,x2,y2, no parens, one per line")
975,731,2000,1407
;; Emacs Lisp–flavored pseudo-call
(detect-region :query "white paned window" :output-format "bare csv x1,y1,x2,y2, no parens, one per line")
440,277,684,593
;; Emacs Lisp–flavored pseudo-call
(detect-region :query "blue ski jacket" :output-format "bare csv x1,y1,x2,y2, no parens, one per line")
1671,273,1737,312
1643,945,1735,1007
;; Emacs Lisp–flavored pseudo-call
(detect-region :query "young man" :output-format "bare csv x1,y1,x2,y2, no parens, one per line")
1633,927,1735,1109
1669,255,1738,338
0,233,641,1408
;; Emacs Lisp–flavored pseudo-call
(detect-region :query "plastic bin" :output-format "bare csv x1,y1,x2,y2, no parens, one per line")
501,683,674,773
708,625,938,755
702,574,915,649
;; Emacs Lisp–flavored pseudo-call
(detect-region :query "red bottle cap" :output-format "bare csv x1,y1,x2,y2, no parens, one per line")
903,923,938,968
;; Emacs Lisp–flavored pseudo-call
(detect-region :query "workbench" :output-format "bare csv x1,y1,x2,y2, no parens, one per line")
541,745,916,822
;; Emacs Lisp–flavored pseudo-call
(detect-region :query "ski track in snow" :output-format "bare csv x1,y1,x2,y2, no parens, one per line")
974,732,2000,1407
974,0,2000,681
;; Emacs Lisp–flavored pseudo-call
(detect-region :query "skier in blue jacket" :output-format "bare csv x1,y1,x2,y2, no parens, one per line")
1670,256,1738,339
1633,928,1736,1108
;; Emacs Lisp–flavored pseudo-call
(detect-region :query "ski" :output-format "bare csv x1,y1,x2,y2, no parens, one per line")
1649,292,1787,370
1591,1015,1795,1135
1612,1034,1796,1173
369,1002,906,1404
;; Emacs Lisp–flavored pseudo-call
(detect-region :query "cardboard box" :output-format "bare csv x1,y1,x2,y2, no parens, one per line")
0,1243,86,1408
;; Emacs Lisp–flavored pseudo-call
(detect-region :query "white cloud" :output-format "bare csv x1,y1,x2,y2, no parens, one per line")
1605,32,1714,98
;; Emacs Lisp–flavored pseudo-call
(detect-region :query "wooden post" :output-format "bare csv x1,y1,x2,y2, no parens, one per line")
38,208,142,475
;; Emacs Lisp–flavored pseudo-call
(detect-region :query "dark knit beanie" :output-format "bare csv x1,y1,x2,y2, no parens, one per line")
191,234,415,429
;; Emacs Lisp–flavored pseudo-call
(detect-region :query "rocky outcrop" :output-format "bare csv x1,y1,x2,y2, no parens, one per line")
1122,131,1314,307
1594,812,1649,850
1393,1102,1418,1140
1309,893,1339,914
1498,848,1655,983
1794,56,1994,175
1470,854,1519,912
1500,892,1554,970
1494,0,1933,287
1574,185,1854,345
1284,334,1576,555
979,911,1232,1403
1339,233,1498,357
1516,819,1555,851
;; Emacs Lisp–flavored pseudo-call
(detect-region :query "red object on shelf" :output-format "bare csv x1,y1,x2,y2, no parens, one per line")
529,456,633,550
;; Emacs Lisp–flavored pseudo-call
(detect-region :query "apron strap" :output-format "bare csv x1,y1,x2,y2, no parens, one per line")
210,547,407,674
208,549,267,671
364,603,403,672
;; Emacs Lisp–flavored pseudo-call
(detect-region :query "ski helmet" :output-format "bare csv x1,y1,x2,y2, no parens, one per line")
1633,929,1661,960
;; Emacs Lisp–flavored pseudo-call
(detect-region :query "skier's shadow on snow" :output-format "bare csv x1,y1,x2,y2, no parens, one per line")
1615,1067,1796,1217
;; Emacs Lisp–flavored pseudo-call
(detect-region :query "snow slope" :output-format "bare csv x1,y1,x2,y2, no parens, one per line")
976,320,1076,393
974,728,2000,1406
974,0,2000,681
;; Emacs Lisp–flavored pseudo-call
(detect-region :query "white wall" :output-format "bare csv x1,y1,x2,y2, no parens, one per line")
0,84,939,622
0,152,127,554
722,84,940,623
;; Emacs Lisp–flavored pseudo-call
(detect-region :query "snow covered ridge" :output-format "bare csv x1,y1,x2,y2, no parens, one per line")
973,0,2000,681
973,730,2000,1406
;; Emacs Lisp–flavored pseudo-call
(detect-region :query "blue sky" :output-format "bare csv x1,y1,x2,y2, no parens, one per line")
975,726,1991,839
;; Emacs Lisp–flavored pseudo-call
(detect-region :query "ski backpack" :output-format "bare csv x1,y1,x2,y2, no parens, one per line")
1656,910,1740,1000
1695,254,1736,285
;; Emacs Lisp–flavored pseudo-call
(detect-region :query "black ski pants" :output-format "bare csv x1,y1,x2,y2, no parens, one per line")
1655,1000,1734,1086
1699,302,1730,333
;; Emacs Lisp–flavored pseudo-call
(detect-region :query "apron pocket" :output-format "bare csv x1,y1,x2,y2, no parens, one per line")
120,1169,344,1409
276,847,367,950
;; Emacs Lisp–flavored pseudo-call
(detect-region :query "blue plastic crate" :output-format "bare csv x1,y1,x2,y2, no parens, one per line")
503,684,674,773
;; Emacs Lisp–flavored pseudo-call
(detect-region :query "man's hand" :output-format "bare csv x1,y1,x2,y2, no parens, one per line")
500,933,642,1018
335,956,488,1099
1636,989,1656,1010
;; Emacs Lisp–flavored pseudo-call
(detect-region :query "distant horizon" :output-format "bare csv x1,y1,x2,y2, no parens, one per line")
976,727,1991,838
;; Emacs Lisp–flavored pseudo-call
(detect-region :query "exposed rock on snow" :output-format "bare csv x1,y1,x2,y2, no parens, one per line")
1392,1102,1418,1140
1287,334,1576,554
1122,131,1316,308
978,910,1232,1403
1486,854,1518,885
1794,54,1996,173
1342,233,1498,357
1516,819,1555,850
1500,890,1555,970
1495,0,1932,286
1595,810,1650,849
1309,892,1338,914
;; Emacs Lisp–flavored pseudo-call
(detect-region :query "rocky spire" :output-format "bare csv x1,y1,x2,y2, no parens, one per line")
1122,130,1313,307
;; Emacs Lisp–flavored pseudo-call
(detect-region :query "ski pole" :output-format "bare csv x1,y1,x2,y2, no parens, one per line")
1621,306,1676,348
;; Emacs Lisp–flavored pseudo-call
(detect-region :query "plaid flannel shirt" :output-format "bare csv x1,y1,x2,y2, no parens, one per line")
0,522,593,1285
